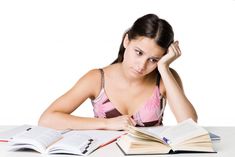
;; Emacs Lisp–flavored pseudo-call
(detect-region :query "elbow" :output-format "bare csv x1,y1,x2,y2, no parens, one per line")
186,111,198,123
38,116,44,126
189,106,198,123
38,112,52,128
38,115,46,127
177,110,198,123
192,111,198,123
38,111,67,130
189,114,198,123
186,104,198,123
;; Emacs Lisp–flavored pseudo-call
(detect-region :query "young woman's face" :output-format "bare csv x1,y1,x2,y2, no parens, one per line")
123,36,165,78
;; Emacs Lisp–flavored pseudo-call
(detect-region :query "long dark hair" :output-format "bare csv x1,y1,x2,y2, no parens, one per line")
112,14,174,64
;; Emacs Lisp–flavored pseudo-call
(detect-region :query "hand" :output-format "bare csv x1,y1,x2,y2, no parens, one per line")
105,115,136,131
158,41,181,69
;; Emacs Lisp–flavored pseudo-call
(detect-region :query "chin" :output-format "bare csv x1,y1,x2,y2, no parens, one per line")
130,68,145,77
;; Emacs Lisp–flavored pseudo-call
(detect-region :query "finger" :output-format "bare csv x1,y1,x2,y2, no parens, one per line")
171,44,181,57
174,40,179,45
123,125,130,131
129,118,137,126
169,44,178,57
168,44,174,54
175,46,181,56
174,41,182,55
123,115,132,125
174,41,181,55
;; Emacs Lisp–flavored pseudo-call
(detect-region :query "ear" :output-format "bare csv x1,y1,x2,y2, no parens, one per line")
123,34,130,49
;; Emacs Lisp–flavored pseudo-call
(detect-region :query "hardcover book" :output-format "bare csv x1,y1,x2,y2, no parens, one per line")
116,119,216,155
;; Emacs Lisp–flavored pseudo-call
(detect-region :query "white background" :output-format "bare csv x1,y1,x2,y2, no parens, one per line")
0,0,235,126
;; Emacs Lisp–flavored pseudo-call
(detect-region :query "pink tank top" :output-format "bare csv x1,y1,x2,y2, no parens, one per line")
91,69,166,127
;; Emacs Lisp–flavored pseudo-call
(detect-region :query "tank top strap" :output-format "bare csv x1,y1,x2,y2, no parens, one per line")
155,70,166,112
99,68,105,89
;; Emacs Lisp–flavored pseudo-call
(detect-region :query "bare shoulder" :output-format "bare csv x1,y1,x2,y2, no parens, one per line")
159,68,184,97
74,68,102,99
83,69,101,80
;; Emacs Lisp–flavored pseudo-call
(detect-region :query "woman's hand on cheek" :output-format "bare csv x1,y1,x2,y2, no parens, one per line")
158,41,181,69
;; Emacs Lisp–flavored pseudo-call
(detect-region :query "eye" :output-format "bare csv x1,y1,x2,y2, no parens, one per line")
135,49,143,56
148,58,158,63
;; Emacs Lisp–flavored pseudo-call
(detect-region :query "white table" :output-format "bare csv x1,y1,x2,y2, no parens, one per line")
0,126,234,157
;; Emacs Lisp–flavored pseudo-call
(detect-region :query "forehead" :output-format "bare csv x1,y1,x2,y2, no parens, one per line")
130,37,165,56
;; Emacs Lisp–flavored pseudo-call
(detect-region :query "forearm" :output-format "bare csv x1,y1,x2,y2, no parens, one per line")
38,112,107,130
158,66,198,122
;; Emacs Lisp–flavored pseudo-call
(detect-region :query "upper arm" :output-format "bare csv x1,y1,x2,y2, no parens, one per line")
169,68,183,90
159,68,184,97
43,69,101,114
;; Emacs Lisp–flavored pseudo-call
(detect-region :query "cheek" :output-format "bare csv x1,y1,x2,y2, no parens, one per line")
147,64,158,72
123,50,135,64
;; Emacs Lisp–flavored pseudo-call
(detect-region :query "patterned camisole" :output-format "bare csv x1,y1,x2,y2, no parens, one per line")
91,69,166,127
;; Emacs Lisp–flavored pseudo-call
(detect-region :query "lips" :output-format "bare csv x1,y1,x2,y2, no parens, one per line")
135,70,143,75
132,68,143,75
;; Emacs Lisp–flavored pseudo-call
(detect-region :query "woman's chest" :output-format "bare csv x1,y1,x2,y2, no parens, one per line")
105,84,157,115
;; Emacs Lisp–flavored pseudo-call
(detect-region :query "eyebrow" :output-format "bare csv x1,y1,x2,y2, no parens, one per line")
135,47,161,59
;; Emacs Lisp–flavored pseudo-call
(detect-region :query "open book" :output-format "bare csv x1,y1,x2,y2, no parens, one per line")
116,119,216,155
8,125,125,156
0,124,32,142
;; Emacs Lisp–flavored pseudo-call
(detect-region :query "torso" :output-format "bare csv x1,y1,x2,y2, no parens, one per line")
102,64,158,115
91,64,166,127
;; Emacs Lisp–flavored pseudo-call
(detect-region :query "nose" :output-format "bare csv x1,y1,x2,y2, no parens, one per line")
137,59,147,72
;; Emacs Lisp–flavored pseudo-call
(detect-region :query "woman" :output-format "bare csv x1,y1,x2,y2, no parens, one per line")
38,14,197,130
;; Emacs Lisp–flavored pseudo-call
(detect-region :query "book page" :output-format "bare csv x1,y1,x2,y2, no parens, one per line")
69,130,126,147
116,134,171,155
127,126,166,144
0,125,32,142
159,119,208,145
147,127,220,142
47,131,99,155
9,126,62,153
46,130,125,155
